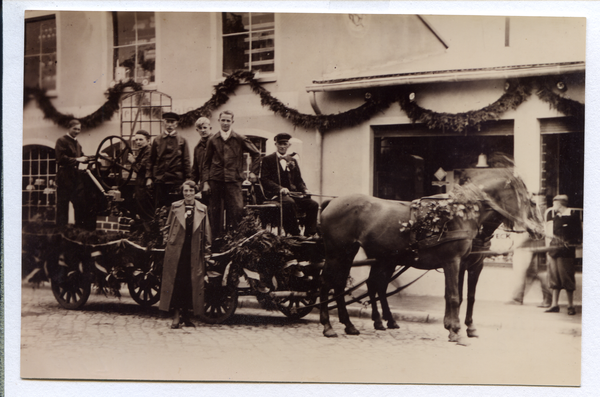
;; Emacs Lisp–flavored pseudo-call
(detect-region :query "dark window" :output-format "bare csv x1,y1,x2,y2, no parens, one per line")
112,12,156,86
23,145,57,224
222,12,274,76
24,15,57,90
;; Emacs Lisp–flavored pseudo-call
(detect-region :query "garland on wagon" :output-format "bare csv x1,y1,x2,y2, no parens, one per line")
24,71,583,134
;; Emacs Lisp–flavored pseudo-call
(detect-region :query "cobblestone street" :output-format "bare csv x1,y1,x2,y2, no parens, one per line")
20,283,581,385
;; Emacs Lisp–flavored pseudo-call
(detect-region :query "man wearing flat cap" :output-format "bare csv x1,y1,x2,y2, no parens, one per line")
260,133,319,237
543,194,583,315
148,112,192,209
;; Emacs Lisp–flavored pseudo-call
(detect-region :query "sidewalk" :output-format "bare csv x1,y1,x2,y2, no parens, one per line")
238,292,582,336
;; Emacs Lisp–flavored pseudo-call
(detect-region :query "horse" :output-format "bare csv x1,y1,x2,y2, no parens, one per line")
318,167,543,345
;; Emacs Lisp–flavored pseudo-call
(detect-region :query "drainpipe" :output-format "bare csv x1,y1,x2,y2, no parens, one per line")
308,91,324,204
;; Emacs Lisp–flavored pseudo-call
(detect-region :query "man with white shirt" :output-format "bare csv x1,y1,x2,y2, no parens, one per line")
55,119,89,228
201,110,260,238
260,133,319,237
148,112,192,209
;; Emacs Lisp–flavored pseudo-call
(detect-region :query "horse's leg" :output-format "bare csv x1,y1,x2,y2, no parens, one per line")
320,244,359,338
444,256,467,345
465,255,484,338
379,261,399,329
367,264,385,330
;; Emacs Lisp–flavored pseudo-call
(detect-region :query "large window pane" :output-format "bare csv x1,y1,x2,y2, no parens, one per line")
223,35,248,75
113,12,156,85
223,12,249,34
24,16,56,90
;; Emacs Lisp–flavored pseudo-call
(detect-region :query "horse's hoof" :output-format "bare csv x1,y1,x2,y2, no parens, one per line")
323,328,338,338
387,320,400,329
345,325,360,335
448,331,460,343
374,321,386,331
467,328,479,338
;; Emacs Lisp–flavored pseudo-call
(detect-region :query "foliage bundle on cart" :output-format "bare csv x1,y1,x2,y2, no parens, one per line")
210,210,323,313
21,207,170,300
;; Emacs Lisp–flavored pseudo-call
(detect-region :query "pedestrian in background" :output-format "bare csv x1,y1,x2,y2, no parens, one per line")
544,195,582,315
201,110,260,238
55,119,90,229
148,112,192,209
159,181,211,329
507,232,552,307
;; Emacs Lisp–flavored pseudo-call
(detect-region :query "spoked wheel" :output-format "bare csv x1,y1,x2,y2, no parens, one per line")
198,281,238,324
276,293,317,320
127,271,161,307
50,268,92,310
94,135,133,190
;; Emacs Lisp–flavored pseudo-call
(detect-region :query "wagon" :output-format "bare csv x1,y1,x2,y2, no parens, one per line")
31,135,413,324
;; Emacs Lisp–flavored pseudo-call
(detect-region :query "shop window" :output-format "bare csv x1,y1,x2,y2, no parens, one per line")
112,12,156,86
23,145,57,224
24,15,57,91
222,12,275,76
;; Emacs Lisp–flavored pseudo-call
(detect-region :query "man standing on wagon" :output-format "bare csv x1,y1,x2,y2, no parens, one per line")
260,133,319,237
148,112,192,210
55,119,90,229
201,110,261,238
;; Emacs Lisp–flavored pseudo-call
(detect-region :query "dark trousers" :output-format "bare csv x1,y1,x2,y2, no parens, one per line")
208,181,243,238
154,182,182,210
279,195,319,236
56,184,88,229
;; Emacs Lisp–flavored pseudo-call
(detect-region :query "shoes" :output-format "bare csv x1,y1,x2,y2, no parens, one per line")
182,319,196,328
170,323,181,329
505,300,523,305
545,306,560,313
567,307,576,315
537,302,552,308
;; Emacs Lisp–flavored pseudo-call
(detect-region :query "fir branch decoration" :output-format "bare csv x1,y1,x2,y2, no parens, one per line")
399,78,533,133
535,78,585,121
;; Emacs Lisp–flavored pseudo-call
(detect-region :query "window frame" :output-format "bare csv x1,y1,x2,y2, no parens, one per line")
24,13,59,97
110,11,158,89
217,12,278,82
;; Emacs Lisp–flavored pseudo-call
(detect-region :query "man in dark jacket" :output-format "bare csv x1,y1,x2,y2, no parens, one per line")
148,112,191,209
127,130,154,222
55,119,90,228
260,133,318,237
191,117,212,204
201,110,260,237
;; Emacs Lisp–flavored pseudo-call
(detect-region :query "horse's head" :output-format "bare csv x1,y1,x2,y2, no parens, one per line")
457,167,543,237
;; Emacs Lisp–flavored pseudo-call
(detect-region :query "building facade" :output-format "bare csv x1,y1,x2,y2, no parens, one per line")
23,11,585,227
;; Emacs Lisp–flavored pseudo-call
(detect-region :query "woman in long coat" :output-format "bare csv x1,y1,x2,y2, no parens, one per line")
159,180,211,328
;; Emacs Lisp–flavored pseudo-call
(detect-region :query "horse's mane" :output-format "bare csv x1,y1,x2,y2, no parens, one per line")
454,156,543,234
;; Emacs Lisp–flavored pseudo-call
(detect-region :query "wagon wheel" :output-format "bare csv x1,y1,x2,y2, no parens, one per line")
126,251,163,307
198,279,238,324
127,270,161,307
94,135,133,190
50,264,92,310
277,293,317,320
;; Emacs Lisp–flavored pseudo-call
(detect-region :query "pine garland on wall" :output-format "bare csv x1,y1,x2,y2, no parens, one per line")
23,71,584,134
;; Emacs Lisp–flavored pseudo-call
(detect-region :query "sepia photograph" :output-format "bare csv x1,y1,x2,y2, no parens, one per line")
5,1,598,396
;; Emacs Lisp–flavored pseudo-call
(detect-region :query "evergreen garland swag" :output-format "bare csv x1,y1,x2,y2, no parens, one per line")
24,71,584,133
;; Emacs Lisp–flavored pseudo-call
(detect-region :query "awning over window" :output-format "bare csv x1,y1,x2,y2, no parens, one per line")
306,61,585,92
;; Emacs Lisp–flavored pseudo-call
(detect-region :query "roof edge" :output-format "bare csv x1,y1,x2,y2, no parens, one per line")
306,62,585,92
